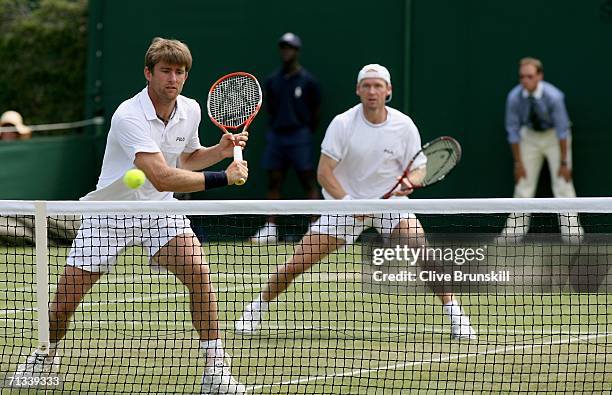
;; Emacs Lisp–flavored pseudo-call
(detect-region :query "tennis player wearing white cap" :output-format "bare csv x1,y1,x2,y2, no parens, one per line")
236,64,476,340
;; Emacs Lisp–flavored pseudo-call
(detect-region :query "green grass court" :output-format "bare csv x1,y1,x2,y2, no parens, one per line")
1,243,611,394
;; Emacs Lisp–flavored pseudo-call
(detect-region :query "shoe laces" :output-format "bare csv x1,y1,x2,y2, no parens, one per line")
29,352,50,364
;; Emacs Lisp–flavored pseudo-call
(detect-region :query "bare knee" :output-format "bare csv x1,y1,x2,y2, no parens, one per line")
49,302,77,323
391,219,425,247
50,267,101,323
177,263,212,293
278,260,314,280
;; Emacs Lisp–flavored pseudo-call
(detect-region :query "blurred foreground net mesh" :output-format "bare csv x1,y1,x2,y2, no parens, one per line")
0,199,610,394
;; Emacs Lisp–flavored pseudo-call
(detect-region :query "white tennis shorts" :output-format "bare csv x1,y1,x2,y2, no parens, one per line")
309,213,415,245
67,215,193,273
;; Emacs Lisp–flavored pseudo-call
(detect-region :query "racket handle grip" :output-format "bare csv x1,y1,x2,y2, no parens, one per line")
233,145,243,161
233,145,246,185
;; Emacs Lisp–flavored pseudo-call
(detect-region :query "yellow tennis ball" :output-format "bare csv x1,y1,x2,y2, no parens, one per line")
123,169,146,189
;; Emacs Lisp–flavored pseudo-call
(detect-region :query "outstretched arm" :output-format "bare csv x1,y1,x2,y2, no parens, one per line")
135,151,247,192
179,132,248,171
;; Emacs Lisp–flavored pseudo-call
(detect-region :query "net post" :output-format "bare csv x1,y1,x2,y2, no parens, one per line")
34,200,50,354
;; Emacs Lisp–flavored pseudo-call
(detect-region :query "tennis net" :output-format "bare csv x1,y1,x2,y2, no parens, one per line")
0,198,610,394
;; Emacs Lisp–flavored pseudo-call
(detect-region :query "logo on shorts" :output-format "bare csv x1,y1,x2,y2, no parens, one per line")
384,148,394,155
176,136,185,142
294,86,303,98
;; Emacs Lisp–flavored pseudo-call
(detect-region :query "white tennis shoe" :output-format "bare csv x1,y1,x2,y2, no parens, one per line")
201,359,245,395
11,349,61,386
250,223,278,244
451,316,477,340
235,302,264,335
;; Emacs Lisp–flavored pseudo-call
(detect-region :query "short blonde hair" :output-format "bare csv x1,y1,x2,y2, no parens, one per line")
520,57,543,74
145,37,192,72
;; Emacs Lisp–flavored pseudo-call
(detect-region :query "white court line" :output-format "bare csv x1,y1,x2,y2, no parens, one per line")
3,272,610,391
0,282,261,317
5,273,173,293
0,272,357,317
0,273,258,317
1,270,355,293
1,270,266,294
247,331,612,392
3,309,608,338
1,268,605,337
58,321,612,337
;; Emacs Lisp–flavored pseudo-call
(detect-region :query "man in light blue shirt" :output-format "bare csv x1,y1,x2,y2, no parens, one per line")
500,57,583,242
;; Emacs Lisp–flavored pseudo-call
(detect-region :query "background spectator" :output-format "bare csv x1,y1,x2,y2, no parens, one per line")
251,32,322,244
499,57,583,243
0,110,31,141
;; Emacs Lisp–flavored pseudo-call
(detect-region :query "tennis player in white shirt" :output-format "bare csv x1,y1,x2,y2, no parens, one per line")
13,37,247,395
236,64,476,341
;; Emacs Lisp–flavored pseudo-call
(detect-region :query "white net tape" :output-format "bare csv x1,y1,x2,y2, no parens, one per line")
1,198,611,215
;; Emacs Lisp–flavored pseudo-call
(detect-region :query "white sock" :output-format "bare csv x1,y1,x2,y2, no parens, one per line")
201,339,224,366
443,300,463,320
250,295,269,314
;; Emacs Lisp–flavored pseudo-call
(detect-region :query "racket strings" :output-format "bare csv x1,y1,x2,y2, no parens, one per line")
421,139,461,185
209,76,261,128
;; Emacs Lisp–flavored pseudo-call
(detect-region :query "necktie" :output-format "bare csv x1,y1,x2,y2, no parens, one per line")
528,96,544,131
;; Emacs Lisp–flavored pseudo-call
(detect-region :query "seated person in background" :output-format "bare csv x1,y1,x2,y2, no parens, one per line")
0,110,32,141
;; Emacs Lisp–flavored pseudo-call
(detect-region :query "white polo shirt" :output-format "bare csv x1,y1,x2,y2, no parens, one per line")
82,87,202,201
321,104,425,200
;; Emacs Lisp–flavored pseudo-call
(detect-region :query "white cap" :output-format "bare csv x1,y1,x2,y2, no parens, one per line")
278,32,302,49
357,64,391,85
0,110,31,135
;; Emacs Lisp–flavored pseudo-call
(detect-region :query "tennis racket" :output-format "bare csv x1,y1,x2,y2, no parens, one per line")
207,72,262,185
382,136,462,199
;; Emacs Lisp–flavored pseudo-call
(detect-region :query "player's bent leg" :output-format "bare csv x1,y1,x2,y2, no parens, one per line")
236,232,344,335
155,234,245,394
263,232,344,300
13,266,103,384
50,266,104,343
155,234,220,341
391,218,476,340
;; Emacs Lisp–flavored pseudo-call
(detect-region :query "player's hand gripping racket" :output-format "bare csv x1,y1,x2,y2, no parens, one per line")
207,72,262,185
382,136,462,198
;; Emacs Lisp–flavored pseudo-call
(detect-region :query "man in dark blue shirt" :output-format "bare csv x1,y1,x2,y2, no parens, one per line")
499,57,583,243
251,32,322,243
